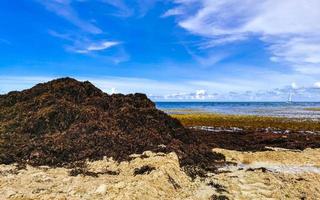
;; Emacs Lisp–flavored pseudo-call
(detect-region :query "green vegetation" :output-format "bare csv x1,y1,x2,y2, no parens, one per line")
171,113,320,131
304,108,320,111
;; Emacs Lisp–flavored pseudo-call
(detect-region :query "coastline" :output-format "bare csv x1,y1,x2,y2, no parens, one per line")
171,113,320,132
2,114,320,199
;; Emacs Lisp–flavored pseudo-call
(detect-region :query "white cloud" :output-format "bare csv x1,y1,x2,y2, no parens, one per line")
162,7,184,17
42,2,124,58
166,0,320,74
74,41,119,54
291,82,298,89
110,87,117,94
199,35,247,48
156,89,216,100
48,30,122,58
314,82,320,88
185,50,228,67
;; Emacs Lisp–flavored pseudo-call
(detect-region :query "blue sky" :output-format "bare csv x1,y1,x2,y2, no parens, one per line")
1,0,320,101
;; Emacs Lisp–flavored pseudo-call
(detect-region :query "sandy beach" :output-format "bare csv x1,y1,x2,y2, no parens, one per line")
0,152,213,200
211,148,320,200
1,148,320,200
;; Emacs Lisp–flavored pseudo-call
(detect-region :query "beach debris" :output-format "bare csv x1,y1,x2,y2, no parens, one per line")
210,194,229,200
104,170,120,175
168,175,181,190
69,168,100,177
190,127,320,152
133,165,156,176
246,167,269,173
207,181,227,193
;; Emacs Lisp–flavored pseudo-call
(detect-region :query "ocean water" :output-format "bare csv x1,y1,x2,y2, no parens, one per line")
156,102,320,119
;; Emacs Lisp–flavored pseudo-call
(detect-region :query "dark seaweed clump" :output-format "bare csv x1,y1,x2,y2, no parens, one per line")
133,165,156,176
0,77,224,176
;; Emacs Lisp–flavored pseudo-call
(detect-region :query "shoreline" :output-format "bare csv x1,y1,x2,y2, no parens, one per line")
171,113,320,132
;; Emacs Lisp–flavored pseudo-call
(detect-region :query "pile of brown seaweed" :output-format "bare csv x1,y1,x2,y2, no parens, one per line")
0,78,224,174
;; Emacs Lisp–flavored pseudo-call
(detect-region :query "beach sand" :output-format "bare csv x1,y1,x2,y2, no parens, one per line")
1,148,320,200
210,148,320,200
0,151,213,200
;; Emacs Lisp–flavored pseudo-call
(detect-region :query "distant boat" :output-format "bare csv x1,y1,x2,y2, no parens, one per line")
287,91,293,103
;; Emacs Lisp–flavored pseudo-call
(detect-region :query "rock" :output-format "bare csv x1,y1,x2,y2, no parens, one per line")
95,184,108,195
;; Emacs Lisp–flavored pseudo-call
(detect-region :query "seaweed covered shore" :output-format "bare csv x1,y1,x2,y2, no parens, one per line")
170,113,320,199
172,113,320,151
172,113,320,132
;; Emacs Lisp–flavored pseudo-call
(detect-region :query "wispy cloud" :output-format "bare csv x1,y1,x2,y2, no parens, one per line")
73,41,119,54
48,30,122,61
38,0,102,34
41,2,124,60
187,50,228,67
161,7,184,18
182,43,228,67
165,0,320,74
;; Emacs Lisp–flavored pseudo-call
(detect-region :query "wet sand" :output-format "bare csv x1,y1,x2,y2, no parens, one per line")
210,148,320,200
